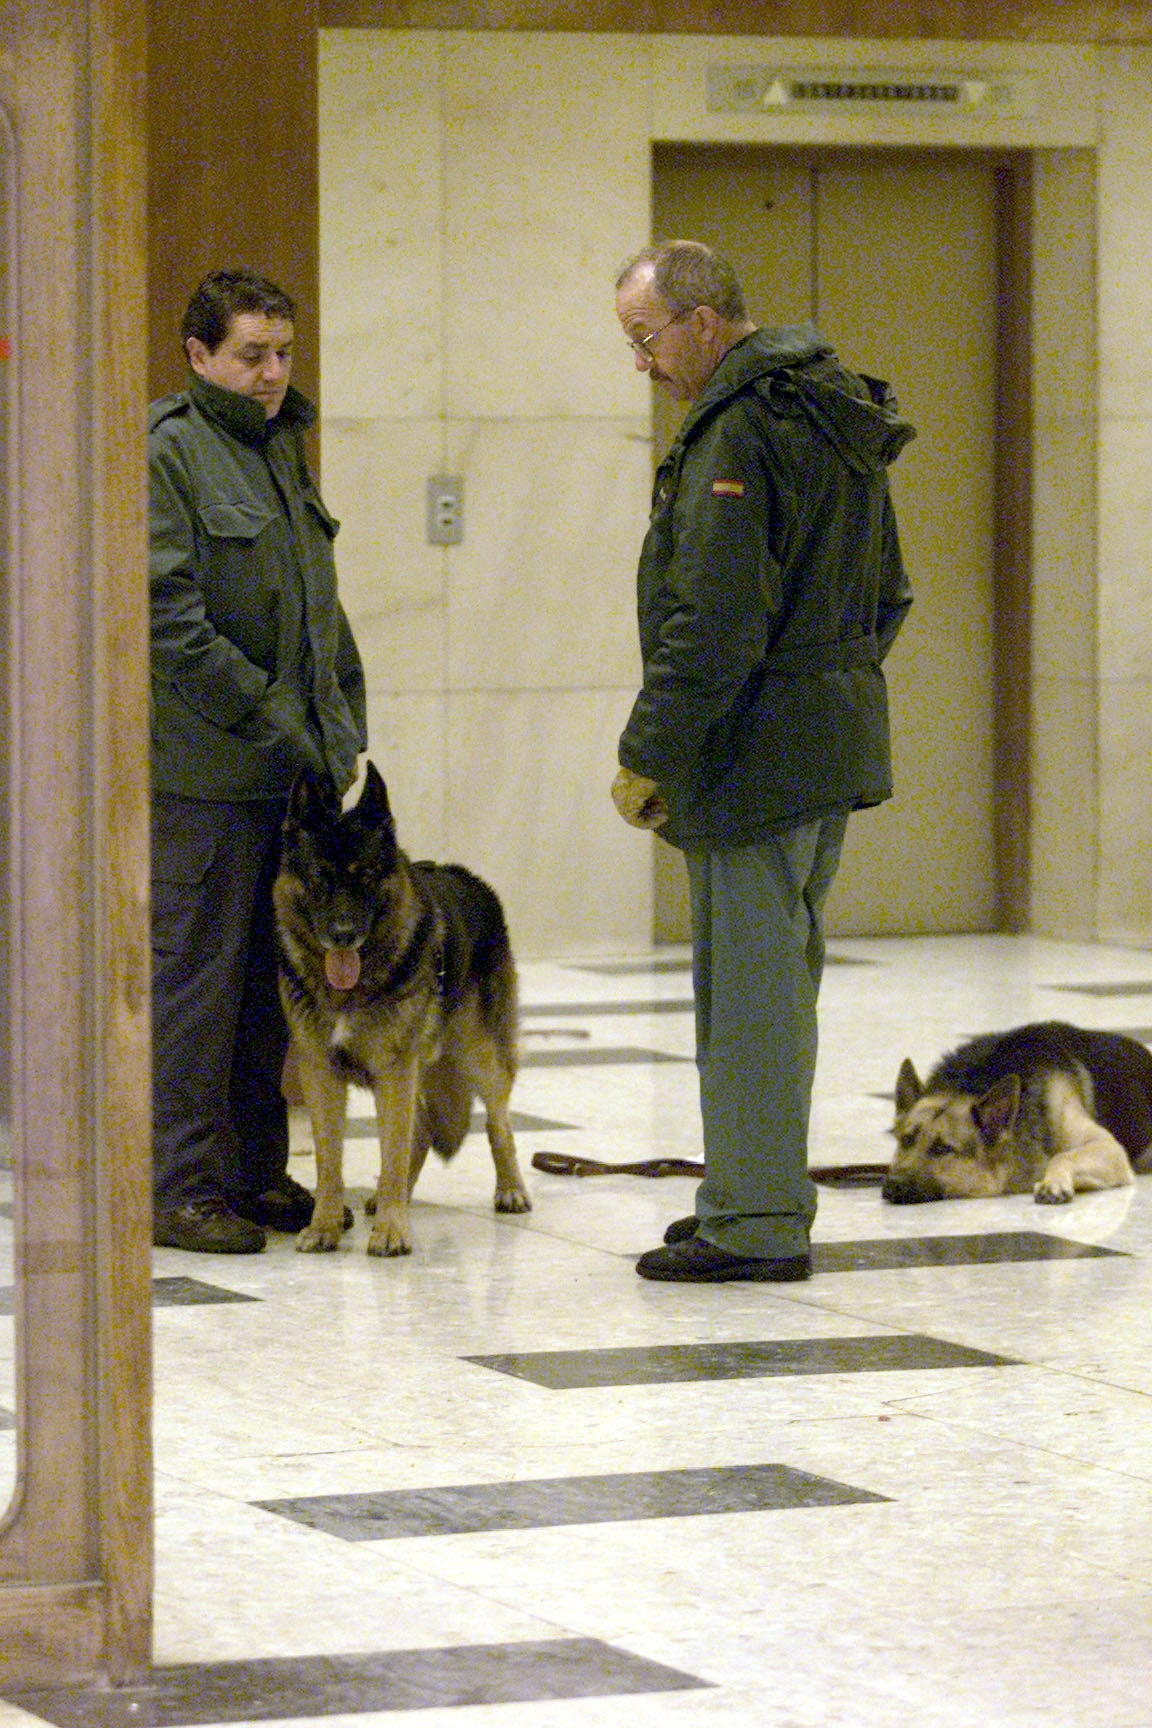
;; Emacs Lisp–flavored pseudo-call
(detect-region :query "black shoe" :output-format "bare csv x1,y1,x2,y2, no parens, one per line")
236,1176,354,1234
154,1196,266,1254
636,1236,811,1283
663,1215,698,1244
235,1174,316,1233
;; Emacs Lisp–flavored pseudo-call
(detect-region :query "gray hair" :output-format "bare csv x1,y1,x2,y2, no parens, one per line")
615,240,747,322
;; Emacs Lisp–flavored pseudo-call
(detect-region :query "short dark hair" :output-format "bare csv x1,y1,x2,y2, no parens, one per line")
180,268,295,354
615,240,747,323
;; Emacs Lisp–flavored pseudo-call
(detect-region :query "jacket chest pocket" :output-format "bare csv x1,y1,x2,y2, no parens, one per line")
196,499,290,662
199,500,275,542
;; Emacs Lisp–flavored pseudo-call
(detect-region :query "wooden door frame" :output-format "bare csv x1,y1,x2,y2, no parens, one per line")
991,151,1033,932
0,0,152,1687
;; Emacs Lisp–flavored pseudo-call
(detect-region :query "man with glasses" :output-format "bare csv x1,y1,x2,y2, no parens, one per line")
611,240,913,1281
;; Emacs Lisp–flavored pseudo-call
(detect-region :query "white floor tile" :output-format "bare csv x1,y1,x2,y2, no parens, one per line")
23,933,1152,1725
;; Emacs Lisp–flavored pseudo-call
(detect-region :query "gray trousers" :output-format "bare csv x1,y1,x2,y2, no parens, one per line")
151,793,290,1210
684,810,849,1259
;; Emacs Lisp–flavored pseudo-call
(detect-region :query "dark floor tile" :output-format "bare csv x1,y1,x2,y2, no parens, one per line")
963,1026,1151,1043
0,1405,13,1430
1051,981,1152,997
256,1460,887,1541
578,954,872,976
487,1110,578,1130
2,1278,257,1314
520,1046,691,1067
344,1110,577,1140
977,1019,1152,1044
577,958,693,975
521,1027,592,1041
5,1638,708,1724
0,1200,11,1218
152,1277,260,1308
812,1232,1124,1273
522,999,695,1017
465,1332,1018,1389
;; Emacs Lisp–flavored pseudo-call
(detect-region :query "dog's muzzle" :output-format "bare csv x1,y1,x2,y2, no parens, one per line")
881,1173,938,1205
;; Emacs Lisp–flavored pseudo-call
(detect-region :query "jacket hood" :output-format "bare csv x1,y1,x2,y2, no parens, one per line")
687,323,915,474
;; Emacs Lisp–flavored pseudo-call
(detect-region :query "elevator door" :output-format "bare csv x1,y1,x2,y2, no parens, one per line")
651,145,1000,937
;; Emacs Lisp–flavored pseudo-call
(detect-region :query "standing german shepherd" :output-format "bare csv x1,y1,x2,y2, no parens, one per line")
884,1021,1152,1205
273,762,530,1256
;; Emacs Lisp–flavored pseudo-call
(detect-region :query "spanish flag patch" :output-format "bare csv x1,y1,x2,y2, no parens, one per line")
712,479,745,497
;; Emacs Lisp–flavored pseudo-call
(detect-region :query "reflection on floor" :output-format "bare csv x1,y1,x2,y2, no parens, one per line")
6,934,1152,1726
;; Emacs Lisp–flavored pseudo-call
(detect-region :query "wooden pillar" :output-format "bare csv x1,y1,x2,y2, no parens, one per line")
0,0,152,1685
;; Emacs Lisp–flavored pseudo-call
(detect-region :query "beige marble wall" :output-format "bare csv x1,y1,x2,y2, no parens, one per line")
320,30,1152,952
1095,47,1152,943
320,30,654,954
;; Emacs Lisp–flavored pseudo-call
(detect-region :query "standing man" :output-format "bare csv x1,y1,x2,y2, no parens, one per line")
149,268,367,1253
612,241,913,1283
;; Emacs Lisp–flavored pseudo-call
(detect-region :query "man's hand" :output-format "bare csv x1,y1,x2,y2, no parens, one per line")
611,766,669,830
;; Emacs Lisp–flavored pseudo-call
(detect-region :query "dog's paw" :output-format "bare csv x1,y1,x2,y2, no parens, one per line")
295,1220,343,1252
495,1185,532,1214
367,1231,412,1257
1033,1178,1074,1204
367,1212,412,1256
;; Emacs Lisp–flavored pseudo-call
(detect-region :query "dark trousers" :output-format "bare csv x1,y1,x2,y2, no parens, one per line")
684,810,849,1259
151,793,290,1210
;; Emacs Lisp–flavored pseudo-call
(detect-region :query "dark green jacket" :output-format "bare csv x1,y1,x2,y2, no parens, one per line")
149,375,367,801
618,325,914,850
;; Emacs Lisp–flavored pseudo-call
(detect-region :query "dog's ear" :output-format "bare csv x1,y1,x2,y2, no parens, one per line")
972,1074,1021,1146
894,1058,923,1115
287,767,339,828
355,760,394,830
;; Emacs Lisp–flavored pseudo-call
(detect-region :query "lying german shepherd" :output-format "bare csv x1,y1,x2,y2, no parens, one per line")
884,1021,1152,1205
273,762,530,1256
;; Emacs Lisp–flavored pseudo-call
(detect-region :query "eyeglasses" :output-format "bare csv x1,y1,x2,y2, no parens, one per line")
626,311,688,358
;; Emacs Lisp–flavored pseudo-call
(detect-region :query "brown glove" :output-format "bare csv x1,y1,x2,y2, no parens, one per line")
611,766,669,830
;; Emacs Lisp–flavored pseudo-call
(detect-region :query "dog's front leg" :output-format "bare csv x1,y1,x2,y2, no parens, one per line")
1036,1079,1136,1203
1036,1131,1134,1203
368,1058,420,1256
295,1054,349,1252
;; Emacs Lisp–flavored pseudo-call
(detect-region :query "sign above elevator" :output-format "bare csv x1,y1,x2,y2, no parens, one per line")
706,66,1037,121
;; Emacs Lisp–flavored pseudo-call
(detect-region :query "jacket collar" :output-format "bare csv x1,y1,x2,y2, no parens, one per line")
679,324,831,439
187,373,315,445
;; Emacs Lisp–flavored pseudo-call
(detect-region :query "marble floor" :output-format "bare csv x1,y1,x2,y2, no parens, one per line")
5,933,1152,1726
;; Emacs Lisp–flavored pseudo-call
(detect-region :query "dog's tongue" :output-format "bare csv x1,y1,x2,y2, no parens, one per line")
325,947,361,991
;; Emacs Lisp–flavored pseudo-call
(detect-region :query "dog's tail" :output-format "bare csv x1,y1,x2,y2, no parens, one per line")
420,1067,473,1160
